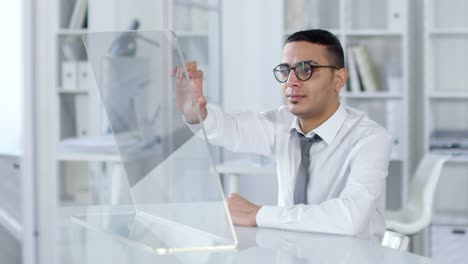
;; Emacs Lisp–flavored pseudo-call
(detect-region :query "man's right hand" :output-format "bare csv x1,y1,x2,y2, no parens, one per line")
173,61,208,124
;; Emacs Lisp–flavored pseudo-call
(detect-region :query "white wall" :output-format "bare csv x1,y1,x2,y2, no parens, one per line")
0,2,23,155
222,0,283,113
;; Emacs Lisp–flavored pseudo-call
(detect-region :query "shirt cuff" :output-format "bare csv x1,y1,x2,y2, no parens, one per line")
256,205,282,229
185,104,218,136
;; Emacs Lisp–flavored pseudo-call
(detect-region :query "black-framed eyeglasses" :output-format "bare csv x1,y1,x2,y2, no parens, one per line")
273,61,339,83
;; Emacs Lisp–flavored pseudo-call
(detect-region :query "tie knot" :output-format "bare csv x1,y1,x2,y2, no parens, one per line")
295,131,321,156
296,131,322,143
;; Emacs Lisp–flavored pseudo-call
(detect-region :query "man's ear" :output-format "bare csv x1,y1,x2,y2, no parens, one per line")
334,68,348,93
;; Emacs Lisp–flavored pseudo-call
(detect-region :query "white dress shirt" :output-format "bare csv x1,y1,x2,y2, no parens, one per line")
192,103,393,243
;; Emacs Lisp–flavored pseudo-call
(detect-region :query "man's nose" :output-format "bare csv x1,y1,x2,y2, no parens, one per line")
286,69,300,87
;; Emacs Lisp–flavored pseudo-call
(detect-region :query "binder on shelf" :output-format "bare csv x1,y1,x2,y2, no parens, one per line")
346,46,362,93
74,94,89,137
62,61,91,91
387,0,404,31
77,61,91,90
352,46,380,92
386,101,402,159
68,0,88,29
62,61,78,90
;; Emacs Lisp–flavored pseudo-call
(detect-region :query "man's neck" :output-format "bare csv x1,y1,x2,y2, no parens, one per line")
298,102,340,134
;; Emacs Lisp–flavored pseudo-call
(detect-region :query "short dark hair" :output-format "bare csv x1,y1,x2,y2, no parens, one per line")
285,29,344,69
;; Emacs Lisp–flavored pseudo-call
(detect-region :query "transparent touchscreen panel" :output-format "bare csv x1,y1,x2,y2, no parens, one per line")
72,30,236,254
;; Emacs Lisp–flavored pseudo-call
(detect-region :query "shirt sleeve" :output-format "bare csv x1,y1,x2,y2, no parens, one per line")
256,131,393,237
186,103,278,156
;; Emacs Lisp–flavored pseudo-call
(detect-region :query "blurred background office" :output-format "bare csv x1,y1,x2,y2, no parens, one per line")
3,0,468,263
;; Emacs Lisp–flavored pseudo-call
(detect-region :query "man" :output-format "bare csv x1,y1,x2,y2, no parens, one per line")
176,29,392,243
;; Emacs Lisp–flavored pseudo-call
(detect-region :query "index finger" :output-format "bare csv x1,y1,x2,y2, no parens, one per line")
171,61,197,77
185,61,198,71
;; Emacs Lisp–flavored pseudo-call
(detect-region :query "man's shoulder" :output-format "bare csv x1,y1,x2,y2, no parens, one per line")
343,105,392,142
277,105,295,119
261,105,295,124
342,105,394,162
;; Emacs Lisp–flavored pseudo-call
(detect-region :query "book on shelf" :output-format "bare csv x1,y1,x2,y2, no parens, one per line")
68,0,88,29
346,46,362,93
350,46,380,92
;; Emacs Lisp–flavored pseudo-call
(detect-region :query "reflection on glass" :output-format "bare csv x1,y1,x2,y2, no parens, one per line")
252,228,382,264
71,30,236,254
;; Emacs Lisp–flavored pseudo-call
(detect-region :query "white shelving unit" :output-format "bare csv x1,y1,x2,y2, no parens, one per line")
51,0,222,205
282,0,410,209
52,0,104,205
424,0,468,153
424,0,468,260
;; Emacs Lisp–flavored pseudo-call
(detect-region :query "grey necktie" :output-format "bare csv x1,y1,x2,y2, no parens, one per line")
294,131,322,205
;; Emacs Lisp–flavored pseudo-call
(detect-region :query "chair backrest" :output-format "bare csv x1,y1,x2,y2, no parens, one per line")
382,230,410,251
408,153,451,222
0,154,22,241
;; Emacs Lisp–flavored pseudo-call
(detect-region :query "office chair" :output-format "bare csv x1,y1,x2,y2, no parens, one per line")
382,230,410,251
385,153,451,235
0,154,22,242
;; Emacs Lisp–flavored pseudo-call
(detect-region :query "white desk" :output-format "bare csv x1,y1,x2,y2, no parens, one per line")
59,207,441,264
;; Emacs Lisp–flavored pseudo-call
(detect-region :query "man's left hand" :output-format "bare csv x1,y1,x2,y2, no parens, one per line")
226,193,261,227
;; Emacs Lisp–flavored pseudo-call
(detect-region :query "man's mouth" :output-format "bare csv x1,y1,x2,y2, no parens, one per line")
287,95,305,103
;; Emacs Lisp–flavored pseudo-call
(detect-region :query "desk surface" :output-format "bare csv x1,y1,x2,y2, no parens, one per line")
60,208,440,264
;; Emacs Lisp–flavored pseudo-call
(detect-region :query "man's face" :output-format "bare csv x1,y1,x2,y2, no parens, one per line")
280,41,341,118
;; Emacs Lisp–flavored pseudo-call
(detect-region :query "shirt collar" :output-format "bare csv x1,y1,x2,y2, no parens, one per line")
289,103,347,145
